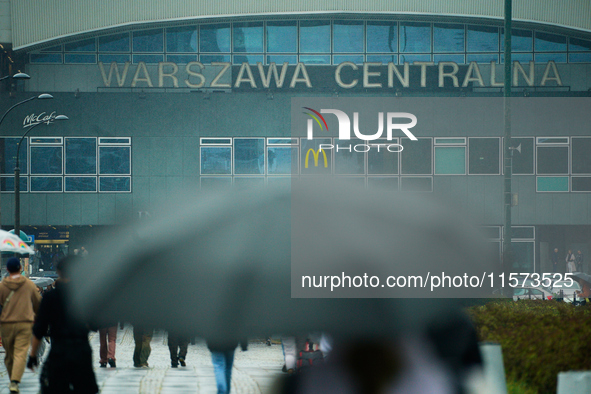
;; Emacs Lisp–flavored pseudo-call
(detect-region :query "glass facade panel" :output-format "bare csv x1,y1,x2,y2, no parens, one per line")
267,147,298,175
200,24,231,52
64,54,97,64
0,177,27,193
200,55,231,63
510,242,534,272
234,138,264,175
572,177,591,192
366,55,397,63
400,54,431,63
300,21,331,53
512,138,534,175
301,139,331,175
333,55,364,64
233,55,263,65
368,147,398,174
537,146,568,174
133,29,164,52
535,32,567,52
570,37,591,51
99,54,130,63
64,38,96,52
400,138,432,174
400,22,431,53
65,138,96,175
201,177,232,190
233,177,265,188
99,177,131,192
572,138,591,174
466,53,499,63
31,147,62,175
368,177,398,191
166,26,198,52
65,177,97,192
433,23,464,52
30,54,62,63
201,147,231,175
267,21,297,53
334,139,365,175
299,55,330,65
400,177,432,192
166,54,198,64
535,53,566,63
501,29,532,52
133,54,163,64
469,138,499,174
467,25,498,52
99,146,131,175
30,177,62,192
233,22,264,53
435,146,465,174
333,20,363,53
433,54,465,63
0,138,26,175
537,176,568,192
569,53,591,63
99,33,130,52
367,21,397,53
267,55,298,64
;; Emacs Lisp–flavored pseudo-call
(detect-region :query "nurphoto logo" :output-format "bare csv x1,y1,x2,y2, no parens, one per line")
302,107,417,153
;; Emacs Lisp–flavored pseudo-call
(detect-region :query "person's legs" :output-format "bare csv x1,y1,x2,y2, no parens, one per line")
224,349,236,392
211,351,229,393
107,326,117,361
99,328,108,363
178,337,189,362
9,323,33,383
168,332,179,366
140,330,152,366
1,323,16,379
133,327,142,367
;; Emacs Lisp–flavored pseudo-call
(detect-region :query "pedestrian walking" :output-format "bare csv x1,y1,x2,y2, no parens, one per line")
167,330,189,368
208,339,248,394
576,250,584,272
98,323,118,368
551,248,559,273
0,257,41,393
132,325,152,368
27,255,98,394
566,249,577,273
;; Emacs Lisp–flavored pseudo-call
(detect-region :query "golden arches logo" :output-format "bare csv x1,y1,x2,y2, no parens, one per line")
304,148,328,168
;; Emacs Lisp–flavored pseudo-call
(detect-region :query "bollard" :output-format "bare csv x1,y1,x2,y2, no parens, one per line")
479,342,508,394
557,371,591,393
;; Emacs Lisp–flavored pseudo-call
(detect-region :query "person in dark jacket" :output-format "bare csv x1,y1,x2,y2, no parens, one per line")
27,256,98,394
167,330,190,368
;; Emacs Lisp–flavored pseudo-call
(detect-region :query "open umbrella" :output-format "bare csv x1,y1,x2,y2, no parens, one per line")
572,272,591,284
68,179,494,342
0,229,34,254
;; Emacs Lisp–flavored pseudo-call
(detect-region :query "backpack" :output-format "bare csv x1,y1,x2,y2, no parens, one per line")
296,340,324,372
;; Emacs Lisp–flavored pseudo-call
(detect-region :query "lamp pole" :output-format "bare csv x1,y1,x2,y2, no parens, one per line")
14,115,68,240
503,0,514,275
0,93,53,228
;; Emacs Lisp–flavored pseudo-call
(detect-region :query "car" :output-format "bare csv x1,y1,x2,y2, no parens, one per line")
544,280,581,302
511,286,554,301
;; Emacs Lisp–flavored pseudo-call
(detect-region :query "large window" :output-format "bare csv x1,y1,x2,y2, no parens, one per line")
401,138,432,175
469,138,499,175
434,138,465,175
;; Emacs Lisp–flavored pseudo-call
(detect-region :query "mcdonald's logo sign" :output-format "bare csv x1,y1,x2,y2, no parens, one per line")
304,148,328,168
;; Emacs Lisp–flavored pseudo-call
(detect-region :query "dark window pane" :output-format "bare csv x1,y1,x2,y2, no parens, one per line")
469,138,499,174
367,21,397,53
40,45,62,52
166,26,198,53
65,138,96,175
537,146,568,174
512,137,534,175
31,147,62,175
30,53,62,63
368,146,398,174
99,177,130,192
201,147,231,175
301,139,332,175
300,20,330,53
569,53,591,63
267,21,297,53
510,242,534,272
535,32,566,52
366,54,397,63
0,138,26,175
572,138,591,174
300,55,330,65
570,37,591,51
166,54,198,63
434,23,464,52
200,55,231,63
30,177,62,192
233,22,263,53
233,55,263,65
333,20,363,53
433,54,465,63
234,138,264,175
400,177,432,192
467,25,498,52
133,54,163,64
334,139,365,174
512,227,534,239
200,24,231,52
467,53,499,63
99,54,130,63
535,53,566,63
65,177,97,192
400,22,430,53
401,138,432,174
267,55,298,64
65,38,96,52
99,138,130,144
99,146,131,175
99,33,130,52
501,29,532,52
267,147,298,175
333,55,363,64
133,29,164,52
0,177,27,192
572,177,591,192
400,54,431,63
64,54,96,64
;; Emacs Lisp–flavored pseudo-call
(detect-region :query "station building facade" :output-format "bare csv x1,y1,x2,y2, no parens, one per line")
1,1,591,272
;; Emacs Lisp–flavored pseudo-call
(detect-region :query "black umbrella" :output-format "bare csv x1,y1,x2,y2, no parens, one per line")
68,179,494,342
572,272,591,284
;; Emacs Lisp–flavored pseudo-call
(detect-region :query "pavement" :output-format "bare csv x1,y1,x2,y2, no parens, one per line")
0,325,285,393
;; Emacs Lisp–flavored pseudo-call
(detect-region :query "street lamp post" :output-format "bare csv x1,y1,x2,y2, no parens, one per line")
14,115,68,240
0,93,53,228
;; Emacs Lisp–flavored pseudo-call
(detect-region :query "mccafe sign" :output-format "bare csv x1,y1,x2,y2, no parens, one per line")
98,60,563,91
